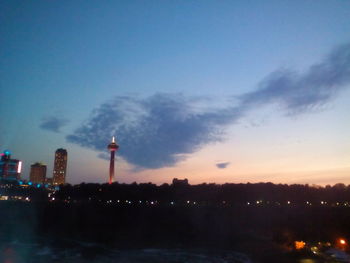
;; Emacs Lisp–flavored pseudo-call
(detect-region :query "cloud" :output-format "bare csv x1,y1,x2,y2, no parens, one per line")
97,153,111,161
216,162,230,169
67,94,242,169
67,42,350,169
240,43,350,114
40,116,69,133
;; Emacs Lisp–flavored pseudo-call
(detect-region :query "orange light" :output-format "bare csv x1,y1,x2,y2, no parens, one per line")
295,241,306,250
340,239,346,245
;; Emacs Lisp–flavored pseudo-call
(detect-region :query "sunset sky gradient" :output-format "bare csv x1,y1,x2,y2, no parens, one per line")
1,1,349,185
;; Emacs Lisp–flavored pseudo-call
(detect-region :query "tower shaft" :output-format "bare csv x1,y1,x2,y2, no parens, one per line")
107,136,119,184
109,150,115,184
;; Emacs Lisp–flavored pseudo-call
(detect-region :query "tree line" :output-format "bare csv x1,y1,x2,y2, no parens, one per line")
53,182,350,204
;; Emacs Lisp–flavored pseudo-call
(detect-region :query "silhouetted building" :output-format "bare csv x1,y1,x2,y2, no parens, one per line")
107,136,119,184
53,148,67,185
29,162,47,184
172,178,189,186
0,150,22,181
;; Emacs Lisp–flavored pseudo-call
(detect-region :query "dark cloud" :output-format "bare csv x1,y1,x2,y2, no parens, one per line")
67,43,350,169
40,116,69,133
240,43,350,114
216,162,230,169
67,94,242,169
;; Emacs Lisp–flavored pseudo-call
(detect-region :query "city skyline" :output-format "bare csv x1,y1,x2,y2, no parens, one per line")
1,1,349,185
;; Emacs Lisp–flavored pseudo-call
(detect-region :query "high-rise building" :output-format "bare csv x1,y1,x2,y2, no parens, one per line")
53,148,67,185
0,150,22,181
29,162,47,184
107,136,119,184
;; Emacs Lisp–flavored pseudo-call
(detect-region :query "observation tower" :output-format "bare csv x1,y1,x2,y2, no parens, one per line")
107,136,119,184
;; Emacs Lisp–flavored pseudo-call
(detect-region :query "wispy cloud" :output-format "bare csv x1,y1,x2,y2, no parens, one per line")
216,162,230,169
240,43,350,114
67,94,242,169
67,43,350,169
40,116,69,133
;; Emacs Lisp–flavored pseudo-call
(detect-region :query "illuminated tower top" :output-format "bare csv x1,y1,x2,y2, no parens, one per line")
108,136,119,152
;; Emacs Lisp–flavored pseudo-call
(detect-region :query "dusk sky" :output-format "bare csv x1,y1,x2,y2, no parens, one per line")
1,1,349,185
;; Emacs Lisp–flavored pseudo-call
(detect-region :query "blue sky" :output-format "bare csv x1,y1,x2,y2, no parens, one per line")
1,1,349,185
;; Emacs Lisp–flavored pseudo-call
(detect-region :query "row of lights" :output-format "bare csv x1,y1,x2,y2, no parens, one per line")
44,196,350,207
0,195,31,202
52,199,198,206
295,239,347,252
247,200,350,206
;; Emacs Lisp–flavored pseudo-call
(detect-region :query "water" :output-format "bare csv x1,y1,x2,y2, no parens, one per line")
0,241,252,263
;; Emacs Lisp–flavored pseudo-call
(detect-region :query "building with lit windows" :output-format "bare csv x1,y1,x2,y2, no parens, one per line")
29,162,47,184
52,148,67,185
0,150,22,181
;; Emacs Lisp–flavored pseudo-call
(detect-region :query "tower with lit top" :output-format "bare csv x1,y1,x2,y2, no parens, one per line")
107,136,119,184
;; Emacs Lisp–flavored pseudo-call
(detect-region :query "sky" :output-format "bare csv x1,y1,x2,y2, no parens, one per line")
0,0,349,185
